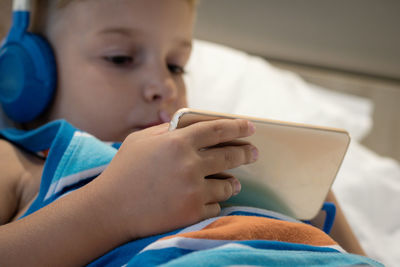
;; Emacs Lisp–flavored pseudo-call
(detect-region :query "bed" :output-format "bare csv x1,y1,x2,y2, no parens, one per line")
182,38,400,267
182,40,400,266
187,2,399,265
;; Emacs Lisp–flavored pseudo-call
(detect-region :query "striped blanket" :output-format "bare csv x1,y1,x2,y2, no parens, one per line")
0,120,382,266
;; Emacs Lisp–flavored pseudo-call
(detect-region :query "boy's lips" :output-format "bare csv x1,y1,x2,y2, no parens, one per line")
159,110,171,122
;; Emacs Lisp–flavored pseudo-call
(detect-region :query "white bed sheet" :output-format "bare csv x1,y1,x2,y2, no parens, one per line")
184,40,400,267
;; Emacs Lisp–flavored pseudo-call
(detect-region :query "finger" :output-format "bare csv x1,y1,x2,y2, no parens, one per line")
204,176,241,204
179,119,255,149
202,203,222,219
200,145,258,175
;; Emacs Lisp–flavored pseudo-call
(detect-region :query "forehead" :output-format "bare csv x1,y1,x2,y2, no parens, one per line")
49,0,194,40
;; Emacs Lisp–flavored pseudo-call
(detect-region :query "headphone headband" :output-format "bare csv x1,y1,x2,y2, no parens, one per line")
13,0,31,11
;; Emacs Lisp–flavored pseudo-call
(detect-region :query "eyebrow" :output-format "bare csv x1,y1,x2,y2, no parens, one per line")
97,27,192,49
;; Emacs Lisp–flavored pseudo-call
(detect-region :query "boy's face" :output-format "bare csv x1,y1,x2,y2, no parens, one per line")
44,0,194,141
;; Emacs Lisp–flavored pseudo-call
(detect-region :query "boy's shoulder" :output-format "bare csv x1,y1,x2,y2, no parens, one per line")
0,139,43,224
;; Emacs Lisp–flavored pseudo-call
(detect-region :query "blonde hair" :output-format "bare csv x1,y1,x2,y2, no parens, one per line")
0,0,198,38
30,0,198,34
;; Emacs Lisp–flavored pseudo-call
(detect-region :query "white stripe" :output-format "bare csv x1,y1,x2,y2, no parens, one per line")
44,165,108,200
175,205,299,236
177,206,301,236
323,244,346,253
13,0,30,11
74,131,94,138
140,237,240,253
176,216,221,235
211,242,253,251
160,206,304,249
140,236,344,254
102,141,115,146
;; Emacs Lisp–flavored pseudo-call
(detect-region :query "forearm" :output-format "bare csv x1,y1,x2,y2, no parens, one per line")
0,184,125,266
311,190,366,256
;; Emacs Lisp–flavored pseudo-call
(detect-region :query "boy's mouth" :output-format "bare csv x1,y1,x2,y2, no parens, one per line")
159,110,171,123
134,110,172,130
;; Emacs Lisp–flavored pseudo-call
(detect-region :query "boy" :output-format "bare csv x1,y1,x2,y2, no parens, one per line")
0,0,378,266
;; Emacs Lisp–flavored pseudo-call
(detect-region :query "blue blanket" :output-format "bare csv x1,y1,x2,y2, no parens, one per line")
0,120,383,266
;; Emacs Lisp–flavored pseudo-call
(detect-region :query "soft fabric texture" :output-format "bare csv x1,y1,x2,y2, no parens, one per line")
0,120,382,267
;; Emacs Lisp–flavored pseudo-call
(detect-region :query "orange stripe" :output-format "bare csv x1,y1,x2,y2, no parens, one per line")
162,216,337,247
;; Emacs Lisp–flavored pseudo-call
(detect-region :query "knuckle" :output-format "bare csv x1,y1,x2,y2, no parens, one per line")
244,145,254,163
168,134,192,155
223,148,238,169
213,204,221,217
168,134,185,149
223,148,235,164
223,181,233,199
237,119,249,135
211,123,224,142
180,159,197,179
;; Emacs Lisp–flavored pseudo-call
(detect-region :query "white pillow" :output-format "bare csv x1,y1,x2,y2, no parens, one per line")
184,40,373,141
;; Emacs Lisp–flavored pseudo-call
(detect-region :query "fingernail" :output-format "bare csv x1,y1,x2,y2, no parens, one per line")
251,146,259,161
233,179,241,196
248,121,256,134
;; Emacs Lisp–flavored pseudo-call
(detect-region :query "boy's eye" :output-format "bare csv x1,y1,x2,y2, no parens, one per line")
168,64,185,75
104,55,134,66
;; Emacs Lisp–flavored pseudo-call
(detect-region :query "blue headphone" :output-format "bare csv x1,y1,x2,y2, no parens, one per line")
0,0,56,123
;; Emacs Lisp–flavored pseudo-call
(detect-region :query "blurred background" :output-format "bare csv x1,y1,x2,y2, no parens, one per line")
194,0,400,162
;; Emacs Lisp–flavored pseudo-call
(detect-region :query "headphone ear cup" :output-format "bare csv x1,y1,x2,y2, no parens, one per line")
0,33,57,123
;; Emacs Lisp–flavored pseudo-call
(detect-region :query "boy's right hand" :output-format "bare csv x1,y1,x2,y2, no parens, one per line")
87,119,258,242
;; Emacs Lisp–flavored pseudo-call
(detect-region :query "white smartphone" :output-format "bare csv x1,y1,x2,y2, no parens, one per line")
169,108,350,220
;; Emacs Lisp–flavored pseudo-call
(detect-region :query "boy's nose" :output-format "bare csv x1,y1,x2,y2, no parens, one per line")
143,78,177,103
